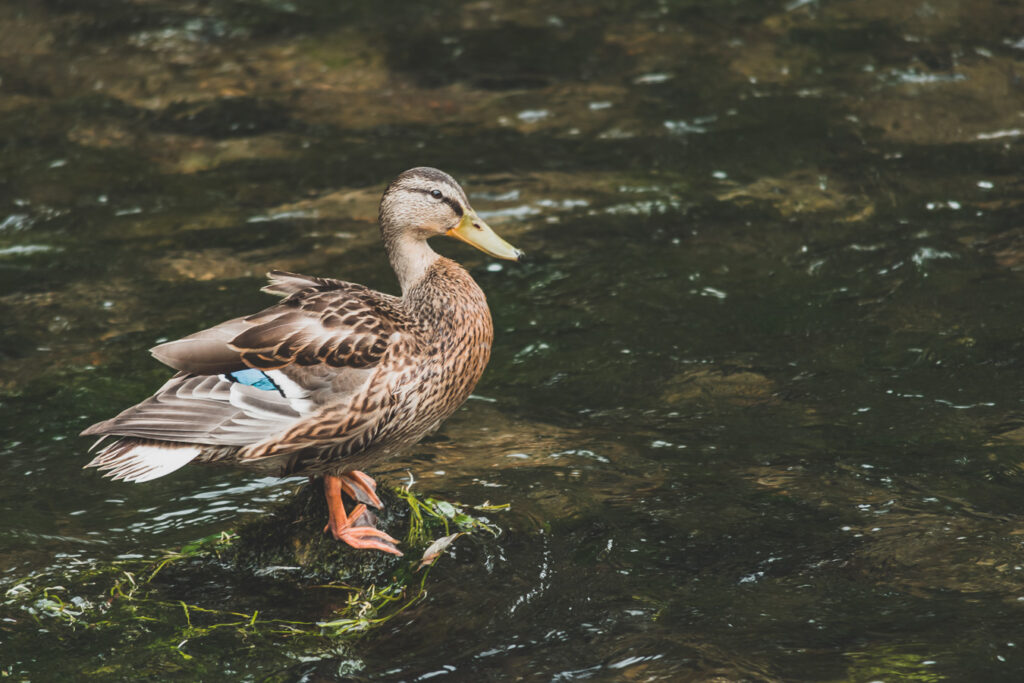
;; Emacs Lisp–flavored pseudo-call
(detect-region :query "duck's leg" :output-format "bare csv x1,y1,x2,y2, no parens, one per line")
337,470,383,509
322,474,402,555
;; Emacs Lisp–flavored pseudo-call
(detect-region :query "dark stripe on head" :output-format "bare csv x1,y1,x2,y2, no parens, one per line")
441,195,464,217
410,188,464,217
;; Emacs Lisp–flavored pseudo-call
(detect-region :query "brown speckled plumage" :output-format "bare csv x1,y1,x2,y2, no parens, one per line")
233,257,494,475
82,168,523,502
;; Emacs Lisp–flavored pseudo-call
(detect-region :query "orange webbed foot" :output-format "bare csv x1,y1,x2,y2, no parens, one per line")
322,475,402,556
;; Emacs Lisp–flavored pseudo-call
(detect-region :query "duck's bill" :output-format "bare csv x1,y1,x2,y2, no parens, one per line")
447,211,525,262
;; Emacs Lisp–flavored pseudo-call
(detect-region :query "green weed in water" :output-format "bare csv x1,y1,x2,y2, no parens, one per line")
396,484,506,546
0,486,506,673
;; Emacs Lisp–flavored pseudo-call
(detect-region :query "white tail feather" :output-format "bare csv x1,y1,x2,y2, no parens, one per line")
87,443,201,483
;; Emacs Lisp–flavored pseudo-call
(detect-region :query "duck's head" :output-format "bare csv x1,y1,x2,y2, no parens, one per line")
379,167,525,262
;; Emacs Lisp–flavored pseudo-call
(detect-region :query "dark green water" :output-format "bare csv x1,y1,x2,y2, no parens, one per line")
3,0,1024,680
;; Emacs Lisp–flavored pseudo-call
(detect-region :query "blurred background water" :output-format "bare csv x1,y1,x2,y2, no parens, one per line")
2,0,1024,680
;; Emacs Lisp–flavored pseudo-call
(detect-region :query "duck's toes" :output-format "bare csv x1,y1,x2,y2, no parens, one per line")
338,470,383,509
323,501,401,555
322,474,398,554
332,524,403,556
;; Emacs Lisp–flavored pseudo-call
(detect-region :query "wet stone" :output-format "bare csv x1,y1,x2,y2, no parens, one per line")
716,171,874,220
662,367,778,408
151,97,294,138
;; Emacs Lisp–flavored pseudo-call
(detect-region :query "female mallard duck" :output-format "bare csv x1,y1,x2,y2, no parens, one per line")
82,167,524,556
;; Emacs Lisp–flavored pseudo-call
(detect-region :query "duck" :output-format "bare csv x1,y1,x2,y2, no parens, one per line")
82,167,524,556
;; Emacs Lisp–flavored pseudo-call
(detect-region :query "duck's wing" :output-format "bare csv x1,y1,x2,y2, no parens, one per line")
81,371,309,446
151,270,403,374
82,271,416,449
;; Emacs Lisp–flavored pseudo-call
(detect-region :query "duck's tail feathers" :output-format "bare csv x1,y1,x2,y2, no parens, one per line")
84,438,201,483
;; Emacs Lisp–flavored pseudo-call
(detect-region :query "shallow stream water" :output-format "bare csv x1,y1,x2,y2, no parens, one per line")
2,0,1024,680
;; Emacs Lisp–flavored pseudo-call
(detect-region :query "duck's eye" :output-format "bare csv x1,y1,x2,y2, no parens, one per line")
430,189,443,199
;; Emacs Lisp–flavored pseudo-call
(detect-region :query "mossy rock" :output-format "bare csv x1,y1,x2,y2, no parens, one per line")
225,480,409,583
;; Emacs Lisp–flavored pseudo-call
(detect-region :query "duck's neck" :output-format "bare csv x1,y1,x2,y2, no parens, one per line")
399,254,487,331
385,233,442,296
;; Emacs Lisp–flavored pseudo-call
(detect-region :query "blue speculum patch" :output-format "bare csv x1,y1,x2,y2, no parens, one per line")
228,368,278,392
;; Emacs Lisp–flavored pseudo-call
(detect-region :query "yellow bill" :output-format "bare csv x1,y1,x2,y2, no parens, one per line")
447,211,525,262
